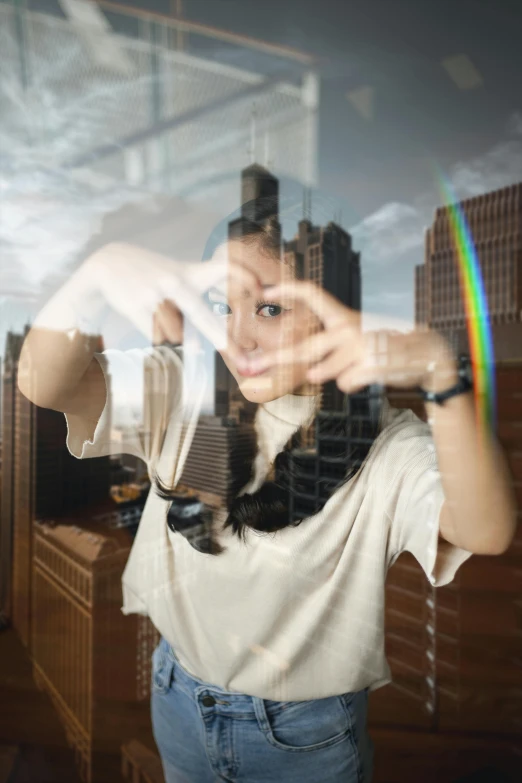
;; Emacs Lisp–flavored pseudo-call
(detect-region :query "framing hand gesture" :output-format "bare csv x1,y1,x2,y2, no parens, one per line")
241,280,458,394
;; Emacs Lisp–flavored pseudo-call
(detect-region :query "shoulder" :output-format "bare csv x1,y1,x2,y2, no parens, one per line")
366,401,434,481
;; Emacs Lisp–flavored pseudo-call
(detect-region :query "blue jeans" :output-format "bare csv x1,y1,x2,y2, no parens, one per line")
151,637,374,782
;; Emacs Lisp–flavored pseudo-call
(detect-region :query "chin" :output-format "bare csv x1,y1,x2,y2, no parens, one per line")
237,375,300,403
238,377,279,403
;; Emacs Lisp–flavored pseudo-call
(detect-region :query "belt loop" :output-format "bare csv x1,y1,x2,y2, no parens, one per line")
252,697,270,731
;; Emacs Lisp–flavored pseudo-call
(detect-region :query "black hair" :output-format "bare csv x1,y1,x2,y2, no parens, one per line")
153,193,383,553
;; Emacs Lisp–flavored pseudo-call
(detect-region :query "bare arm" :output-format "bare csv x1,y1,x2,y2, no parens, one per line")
17,243,182,435
427,361,517,555
17,252,107,420
18,240,261,437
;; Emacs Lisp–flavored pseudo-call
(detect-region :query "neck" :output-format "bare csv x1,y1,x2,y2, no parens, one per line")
293,381,318,397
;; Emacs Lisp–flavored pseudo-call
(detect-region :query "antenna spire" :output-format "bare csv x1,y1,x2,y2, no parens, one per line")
263,131,272,168
302,186,312,221
249,104,257,164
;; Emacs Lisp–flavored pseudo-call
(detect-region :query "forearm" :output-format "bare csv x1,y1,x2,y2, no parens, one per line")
426,362,517,554
18,254,106,407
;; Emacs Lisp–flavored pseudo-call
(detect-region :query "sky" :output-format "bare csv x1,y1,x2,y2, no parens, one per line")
1,0,521,353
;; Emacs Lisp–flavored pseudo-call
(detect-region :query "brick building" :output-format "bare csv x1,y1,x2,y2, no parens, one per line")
32,514,158,783
0,332,25,625
415,182,522,359
373,363,522,776
2,329,111,648
374,183,522,774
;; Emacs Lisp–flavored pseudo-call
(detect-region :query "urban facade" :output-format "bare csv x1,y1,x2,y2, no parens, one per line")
32,516,157,783
416,182,522,359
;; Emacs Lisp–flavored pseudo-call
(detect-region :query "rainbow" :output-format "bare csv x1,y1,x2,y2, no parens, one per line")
436,175,496,434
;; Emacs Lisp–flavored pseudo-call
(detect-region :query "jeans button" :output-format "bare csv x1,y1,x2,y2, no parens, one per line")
202,695,216,707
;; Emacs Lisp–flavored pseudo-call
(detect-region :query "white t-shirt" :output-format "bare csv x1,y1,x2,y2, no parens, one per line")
65,345,473,701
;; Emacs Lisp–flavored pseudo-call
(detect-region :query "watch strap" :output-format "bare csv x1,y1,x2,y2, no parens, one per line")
418,372,473,406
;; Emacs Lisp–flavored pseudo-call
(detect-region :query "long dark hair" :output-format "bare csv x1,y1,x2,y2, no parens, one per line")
154,194,384,553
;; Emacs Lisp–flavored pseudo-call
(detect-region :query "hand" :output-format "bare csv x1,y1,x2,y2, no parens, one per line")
242,280,457,394
90,242,262,362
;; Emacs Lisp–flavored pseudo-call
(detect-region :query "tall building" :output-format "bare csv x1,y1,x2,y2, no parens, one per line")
415,182,522,358
174,165,277,521
178,414,255,509
32,515,157,783
228,162,281,241
212,163,281,417
378,183,522,769
0,332,25,625
279,198,366,521
371,363,522,774
284,217,361,309
2,329,111,647
177,164,365,528
284,217,361,411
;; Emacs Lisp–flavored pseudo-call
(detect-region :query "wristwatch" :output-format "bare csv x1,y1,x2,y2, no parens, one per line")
418,354,473,406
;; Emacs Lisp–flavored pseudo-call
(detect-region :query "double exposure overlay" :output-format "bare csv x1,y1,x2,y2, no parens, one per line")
1,2,521,782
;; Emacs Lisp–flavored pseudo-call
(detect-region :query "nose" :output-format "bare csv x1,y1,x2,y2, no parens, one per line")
227,312,257,353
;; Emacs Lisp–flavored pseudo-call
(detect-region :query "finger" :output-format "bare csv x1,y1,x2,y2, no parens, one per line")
247,327,348,372
265,281,361,330
158,277,228,349
155,300,184,344
167,286,247,365
307,343,363,384
336,366,374,394
152,311,166,346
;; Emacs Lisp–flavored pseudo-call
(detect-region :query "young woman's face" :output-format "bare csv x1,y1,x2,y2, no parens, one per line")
208,239,318,403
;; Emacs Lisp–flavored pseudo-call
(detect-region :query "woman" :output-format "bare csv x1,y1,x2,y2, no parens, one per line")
19,197,516,783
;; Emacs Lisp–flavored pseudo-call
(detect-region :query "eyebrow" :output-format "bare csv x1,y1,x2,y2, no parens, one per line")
207,284,275,299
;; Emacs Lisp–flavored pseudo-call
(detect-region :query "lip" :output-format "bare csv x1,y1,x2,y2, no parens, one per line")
236,365,268,378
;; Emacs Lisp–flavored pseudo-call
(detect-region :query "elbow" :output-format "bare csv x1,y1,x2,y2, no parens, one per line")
17,369,59,411
473,514,518,556
488,524,517,556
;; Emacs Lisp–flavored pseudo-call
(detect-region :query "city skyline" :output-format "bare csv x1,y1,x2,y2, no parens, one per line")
2,0,521,356
2,171,521,781
1,2,522,781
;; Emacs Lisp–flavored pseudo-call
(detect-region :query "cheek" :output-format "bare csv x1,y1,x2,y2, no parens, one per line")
253,320,286,350
259,314,309,348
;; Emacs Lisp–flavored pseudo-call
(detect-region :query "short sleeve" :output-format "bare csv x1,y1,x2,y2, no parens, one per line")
386,414,473,588
64,344,183,466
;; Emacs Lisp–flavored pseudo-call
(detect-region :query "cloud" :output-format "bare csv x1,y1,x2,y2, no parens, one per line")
451,141,522,199
350,202,423,263
349,110,522,269
0,16,159,307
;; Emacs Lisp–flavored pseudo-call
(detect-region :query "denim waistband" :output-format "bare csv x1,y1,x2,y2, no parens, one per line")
154,636,358,718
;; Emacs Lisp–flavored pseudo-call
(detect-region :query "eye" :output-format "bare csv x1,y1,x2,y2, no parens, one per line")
257,303,284,318
210,302,231,316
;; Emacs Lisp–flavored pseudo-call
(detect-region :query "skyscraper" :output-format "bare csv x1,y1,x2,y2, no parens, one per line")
382,182,522,743
415,182,522,359
176,165,280,514
177,164,365,527
3,329,111,647
284,216,361,411
32,515,155,783
228,162,281,241
283,217,367,520
0,331,26,626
